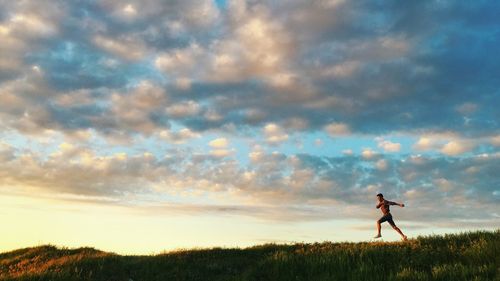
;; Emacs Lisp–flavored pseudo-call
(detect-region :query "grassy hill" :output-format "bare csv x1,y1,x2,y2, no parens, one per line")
1,230,498,281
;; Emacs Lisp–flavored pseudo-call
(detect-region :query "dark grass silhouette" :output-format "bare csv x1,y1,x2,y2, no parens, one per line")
1,230,498,281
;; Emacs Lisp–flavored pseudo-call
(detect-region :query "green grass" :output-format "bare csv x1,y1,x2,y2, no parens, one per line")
1,230,499,281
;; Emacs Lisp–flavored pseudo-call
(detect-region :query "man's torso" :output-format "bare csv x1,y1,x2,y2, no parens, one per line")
379,200,391,215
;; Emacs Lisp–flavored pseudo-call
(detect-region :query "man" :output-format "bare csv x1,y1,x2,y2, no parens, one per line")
374,193,407,241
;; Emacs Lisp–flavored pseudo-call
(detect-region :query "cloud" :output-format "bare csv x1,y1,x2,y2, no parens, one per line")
489,135,500,147
375,159,388,171
184,0,220,26
108,81,168,134
209,137,229,148
155,43,206,78
263,123,289,144
93,35,147,61
0,138,498,225
0,2,63,80
121,4,138,18
412,133,486,156
441,140,474,156
413,137,435,151
0,0,498,230
324,122,350,137
433,178,454,192
158,128,200,144
208,137,233,157
4,9,60,38
0,142,15,162
165,100,201,118
377,139,401,152
0,0,498,138
210,148,235,158
361,148,377,159
154,1,294,88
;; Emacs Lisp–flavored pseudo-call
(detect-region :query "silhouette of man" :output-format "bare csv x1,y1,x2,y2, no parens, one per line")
374,193,407,241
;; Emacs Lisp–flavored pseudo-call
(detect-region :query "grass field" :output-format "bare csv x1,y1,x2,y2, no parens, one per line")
1,230,498,281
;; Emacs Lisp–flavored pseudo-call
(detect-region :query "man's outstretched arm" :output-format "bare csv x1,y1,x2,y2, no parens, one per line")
387,200,405,207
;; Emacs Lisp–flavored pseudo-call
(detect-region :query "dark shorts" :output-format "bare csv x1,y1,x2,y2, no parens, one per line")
378,213,396,226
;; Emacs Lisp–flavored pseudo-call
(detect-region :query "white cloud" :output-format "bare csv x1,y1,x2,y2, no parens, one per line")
210,149,235,158
268,72,298,88
248,145,264,162
165,100,200,118
404,189,421,199
155,43,205,77
412,133,460,152
9,13,58,37
121,4,137,18
233,16,289,75
361,148,376,159
154,3,294,86
324,122,350,137
263,123,289,144
93,35,146,61
377,139,401,152
184,0,220,26
0,0,498,229
159,128,200,144
0,6,62,75
413,137,434,151
209,138,229,148
0,136,498,225
108,81,167,134
110,3,139,21
248,151,263,162
55,89,95,107
441,141,473,156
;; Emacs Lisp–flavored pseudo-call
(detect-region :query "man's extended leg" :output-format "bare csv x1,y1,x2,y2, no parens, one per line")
374,221,382,238
387,216,407,240
390,224,407,241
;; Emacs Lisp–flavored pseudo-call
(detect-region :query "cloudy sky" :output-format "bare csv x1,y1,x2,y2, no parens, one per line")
1,0,499,254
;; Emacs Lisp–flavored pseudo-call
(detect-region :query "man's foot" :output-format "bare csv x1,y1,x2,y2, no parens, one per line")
402,235,408,241
373,234,382,239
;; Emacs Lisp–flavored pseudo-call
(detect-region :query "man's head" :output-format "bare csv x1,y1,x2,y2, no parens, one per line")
376,193,384,201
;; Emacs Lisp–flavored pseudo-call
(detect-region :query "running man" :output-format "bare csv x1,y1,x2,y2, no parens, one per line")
374,193,407,241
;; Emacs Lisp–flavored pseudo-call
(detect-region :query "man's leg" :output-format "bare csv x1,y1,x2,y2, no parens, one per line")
374,220,382,238
389,219,407,240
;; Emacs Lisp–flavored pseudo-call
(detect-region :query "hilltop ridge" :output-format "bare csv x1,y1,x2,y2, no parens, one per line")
1,230,499,281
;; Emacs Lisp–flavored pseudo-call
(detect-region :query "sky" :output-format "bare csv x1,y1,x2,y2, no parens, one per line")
0,0,499,255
